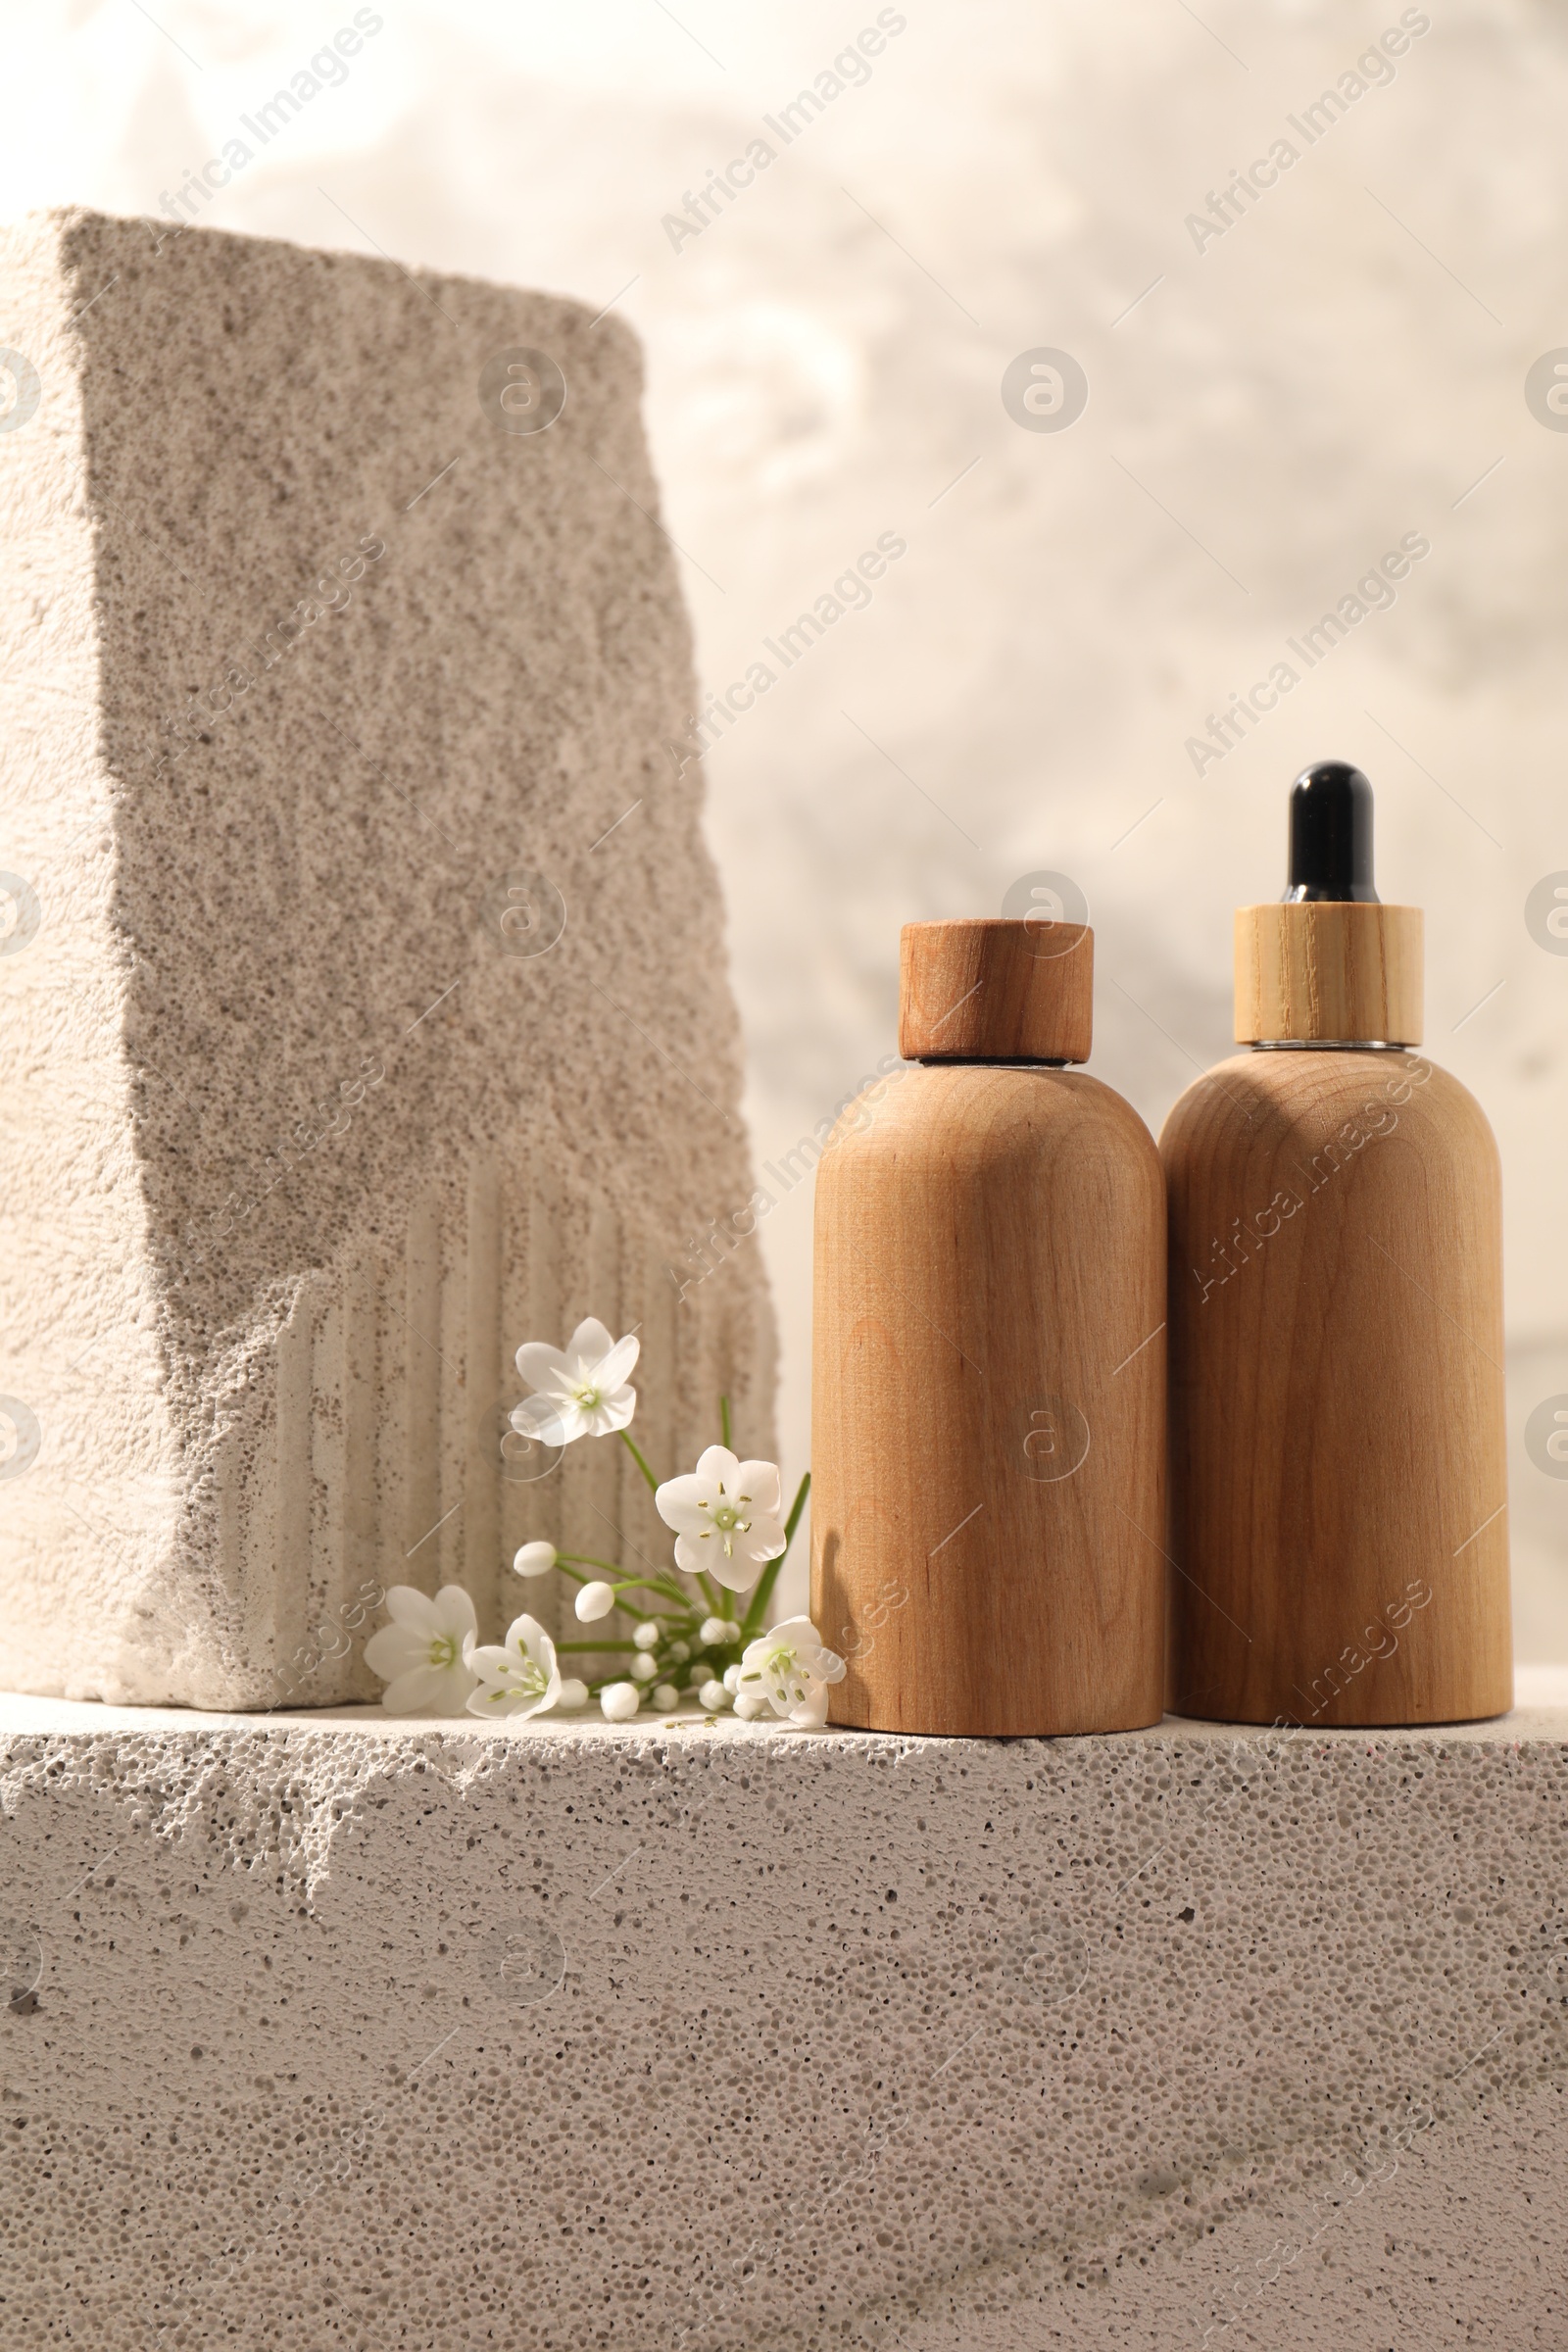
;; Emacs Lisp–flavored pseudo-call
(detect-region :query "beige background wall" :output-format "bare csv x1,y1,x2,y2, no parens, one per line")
6,0,1567,1653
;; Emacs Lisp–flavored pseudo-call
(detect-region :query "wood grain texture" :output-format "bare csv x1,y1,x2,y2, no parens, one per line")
811,1064,1165,1736
1234,903,1423,1045
1162,1048,1511,1727
899,919,1093,1062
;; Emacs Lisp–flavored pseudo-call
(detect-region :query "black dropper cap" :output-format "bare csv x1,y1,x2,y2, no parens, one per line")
1281,760,1379,904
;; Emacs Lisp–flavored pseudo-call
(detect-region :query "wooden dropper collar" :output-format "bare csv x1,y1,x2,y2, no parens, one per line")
1234,760,1424,1047
899,918,1093,1061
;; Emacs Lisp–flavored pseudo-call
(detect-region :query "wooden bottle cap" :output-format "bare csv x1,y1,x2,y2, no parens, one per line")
1234,902,1424,1046
899,918,1093,1061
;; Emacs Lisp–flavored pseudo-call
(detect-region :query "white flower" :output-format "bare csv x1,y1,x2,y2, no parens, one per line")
511,1316,639,1446
699,1679,730,1711
653,1684,679,1710
733,1690,770,1721
630,1653,658,1682
557,1678,590,1709
575,1581,615,1622
513,1542,557,1578
655,1446,788,1593
364,1585,479,1716
700,1615,742,1645
601,1681,640,1721
722,1664,742,1693
632,1620,661,1650
734,1615,847,1730
464,1614,562,1721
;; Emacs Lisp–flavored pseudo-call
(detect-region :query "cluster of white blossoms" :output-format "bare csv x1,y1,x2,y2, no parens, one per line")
365,1587,582,1718
364,1318,845,1728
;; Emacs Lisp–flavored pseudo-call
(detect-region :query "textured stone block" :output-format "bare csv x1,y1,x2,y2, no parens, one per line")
1,1693,1566,2348
0,208,773,1707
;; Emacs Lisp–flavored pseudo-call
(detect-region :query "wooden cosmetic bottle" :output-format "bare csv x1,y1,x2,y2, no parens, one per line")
810,917,1166,1736
1162,761,1511,1728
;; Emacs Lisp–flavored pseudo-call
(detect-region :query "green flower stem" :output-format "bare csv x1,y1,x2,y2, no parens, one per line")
740,1470,810,1640
783,1468,811,1545
719,1395,732,1449
631,1550,718,1616
739,1562,781,1642
556,1553,690,1608
609,1575,691,1607
618,1431,660,1496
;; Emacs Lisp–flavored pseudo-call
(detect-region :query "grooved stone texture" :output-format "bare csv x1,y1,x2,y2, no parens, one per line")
0,209,774,1708
2,1696,1567,2349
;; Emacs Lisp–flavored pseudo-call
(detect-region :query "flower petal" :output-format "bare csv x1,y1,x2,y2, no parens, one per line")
585,1386,636,1437
382,1585,442,1636
425,1668,477,1717
464,1642,513,1683
595,1333,641,1390
364,1624,427,1681
565,1316,615,1366
507,1613,555,1674
693,1445,740,1489
380,1663,458,1715
432,1585,478,1643
656,1473,715,1536
705,1547,764,1594
514,1341,573,1394
466,1679,531,1716
672,1531,716,1580
768,1615,821,1649
732,1459,783,1518
511,1396,571,1446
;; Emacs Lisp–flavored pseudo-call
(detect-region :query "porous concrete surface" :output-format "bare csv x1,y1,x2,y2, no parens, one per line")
3,1692,1567,2349
0,208,774,1710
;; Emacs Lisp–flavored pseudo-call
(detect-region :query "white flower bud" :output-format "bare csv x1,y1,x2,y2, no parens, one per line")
733,1690,770,1721
574,1581,615,1622
653,1684,680,1710
721,1620,742,1642
632,1619,661,1650
512,1541,558,1578
699,1616,728,1645
556,1678,590,1709
630,1653,658,1682
600,1681,640,1721
722,1663,742,1693
668,1639,690,1662
699,1679,729,1711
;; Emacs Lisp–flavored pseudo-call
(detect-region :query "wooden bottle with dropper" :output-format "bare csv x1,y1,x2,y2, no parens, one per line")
1161,761,1512,1727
